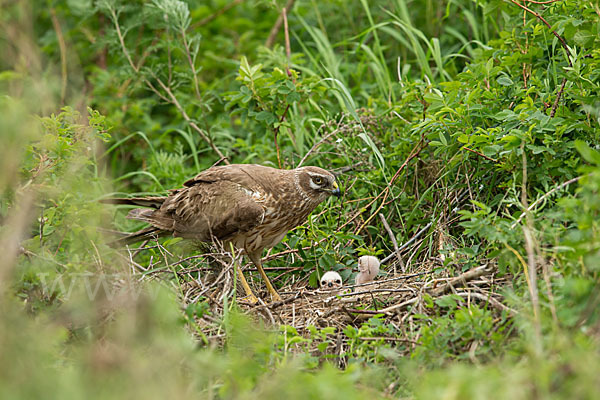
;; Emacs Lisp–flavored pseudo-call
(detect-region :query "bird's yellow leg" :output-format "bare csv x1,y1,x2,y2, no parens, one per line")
229,244,258,304
249,252,282,302
236,263,258,304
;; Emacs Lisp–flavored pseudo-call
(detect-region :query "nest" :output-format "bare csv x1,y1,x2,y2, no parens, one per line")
153,250,518,349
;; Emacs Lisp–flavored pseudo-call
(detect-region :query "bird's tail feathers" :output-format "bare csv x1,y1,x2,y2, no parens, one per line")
126,208,155,222
110,226,167,246
100,196,166,209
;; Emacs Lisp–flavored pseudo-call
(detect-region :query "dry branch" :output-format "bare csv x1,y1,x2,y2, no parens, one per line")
511,175,582,228
428,265,492,296
265,0,296,48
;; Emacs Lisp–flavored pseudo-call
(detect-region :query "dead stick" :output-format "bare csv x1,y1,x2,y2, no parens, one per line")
380,222,432,265
375,298,418,314
379,213,403,273
454,291,518,315
265,0,296,48
429,265,492,297
511,174,583,228
298,126,342,167
358,337,419,344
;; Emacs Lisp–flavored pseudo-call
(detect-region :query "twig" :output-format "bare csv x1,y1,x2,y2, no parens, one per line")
273,104,290,168
520,141,540,327
453,292,518,315
39,206,44,246
254,291,301,310
354,138,427,235
358,337,418,344
522,0,562,4
428,265,492,297
331,162,365,175
283,7,291,71
463,146,498,163
379,213,403,273
343,308,387,315
550,77,567,118
541,259,559,325
377,298,418,314
108,7,139,73
380,222,432,265
511,175,583,228
346,270,432,290
338,288,414,298
153,75,229,162
506,0,571,61
297,127,342,167
257,298,276,324
180,27,202,101
272,6,294,169
265,0,296,48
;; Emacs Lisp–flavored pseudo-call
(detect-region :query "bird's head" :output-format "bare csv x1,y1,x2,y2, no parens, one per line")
295,166,341,201
320,270,343,289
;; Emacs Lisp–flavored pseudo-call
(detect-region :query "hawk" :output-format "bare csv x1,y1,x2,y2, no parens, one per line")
106,164,341,303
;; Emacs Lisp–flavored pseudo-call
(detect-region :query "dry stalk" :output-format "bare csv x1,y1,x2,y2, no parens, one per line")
265,0,296,48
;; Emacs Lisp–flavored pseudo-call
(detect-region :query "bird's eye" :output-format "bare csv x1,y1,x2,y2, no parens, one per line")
313,176,325,186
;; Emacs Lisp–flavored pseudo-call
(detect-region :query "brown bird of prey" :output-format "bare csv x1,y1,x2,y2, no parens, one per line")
106,164,341,303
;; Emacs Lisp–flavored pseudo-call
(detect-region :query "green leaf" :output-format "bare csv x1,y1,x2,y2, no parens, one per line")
575,140,600,165
573,30,593,46
496,75,513,86
435,295,462,309
255,111,276,125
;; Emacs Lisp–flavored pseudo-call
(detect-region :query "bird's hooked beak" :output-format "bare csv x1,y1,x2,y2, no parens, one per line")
331,181,341,197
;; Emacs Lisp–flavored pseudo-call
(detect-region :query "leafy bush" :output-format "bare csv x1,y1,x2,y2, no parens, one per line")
1,0,600,398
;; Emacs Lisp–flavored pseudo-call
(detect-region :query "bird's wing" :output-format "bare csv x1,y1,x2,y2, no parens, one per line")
155,178,266,242
183,164,266,189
